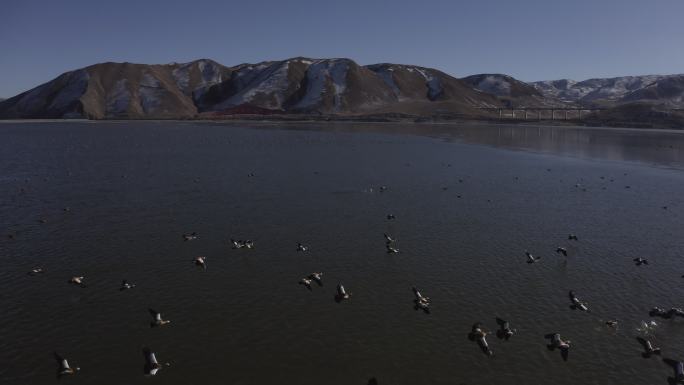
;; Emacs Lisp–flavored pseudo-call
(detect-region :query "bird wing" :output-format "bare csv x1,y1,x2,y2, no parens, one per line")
148,308,160,320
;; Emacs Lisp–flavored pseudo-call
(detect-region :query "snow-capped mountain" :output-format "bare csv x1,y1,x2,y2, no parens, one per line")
461,74,566,107
2,58,682,121
532,75,684,106
0,58,501,119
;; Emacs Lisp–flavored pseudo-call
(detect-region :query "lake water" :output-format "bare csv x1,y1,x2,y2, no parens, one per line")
1,121,684,385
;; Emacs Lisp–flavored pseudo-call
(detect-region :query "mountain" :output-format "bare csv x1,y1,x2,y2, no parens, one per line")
461,74,563,107
0,59,231,119
532,75,684,107
2,58,682,127
0,58,502,119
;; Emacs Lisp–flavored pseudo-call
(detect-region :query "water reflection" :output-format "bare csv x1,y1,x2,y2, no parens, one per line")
241,122,684,168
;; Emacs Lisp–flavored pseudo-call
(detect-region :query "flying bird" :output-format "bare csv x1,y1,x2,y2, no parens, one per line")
149,308,171,327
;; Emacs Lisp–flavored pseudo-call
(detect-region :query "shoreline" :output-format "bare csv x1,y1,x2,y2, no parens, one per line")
1,117,683,134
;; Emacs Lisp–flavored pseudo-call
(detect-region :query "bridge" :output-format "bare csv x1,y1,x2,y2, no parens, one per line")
477,107,607,120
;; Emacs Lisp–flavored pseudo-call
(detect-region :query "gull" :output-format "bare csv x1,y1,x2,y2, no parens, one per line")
412,287,430,312
650,307,684,319
120,280,135,291
308,272,323,286
299,277,312,290
149,308,171,327
143,347,169,376
545,333,571,361
556,247,568,257
182,232,198,241
28,267,44,275
636,337,661,358
569,291,589,311
634,257,649,266
468,323,493,356
386,245,399,254
335,284,351,302
54,352,80,376
386,214,396,220
194,256,207,269
296,243,308,252
526,251,540,264
383,233,395,244
568,234,579,241
68,276,86,288
495,317,516,340
663,358,684,384
231,239,254,249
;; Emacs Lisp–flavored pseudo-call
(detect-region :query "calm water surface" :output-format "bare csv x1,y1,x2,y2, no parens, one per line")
1,121,684,385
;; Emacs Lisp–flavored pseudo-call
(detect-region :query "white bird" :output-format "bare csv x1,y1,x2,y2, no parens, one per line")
54,352,80,376
68,276,86,287
636,337,661,358
149,309,171,327
526,252,540,263
182,232,198,241
309,272,323,286
412,287,430,312
569,291,589,311
383,233,395,244
469,323,493,356
297,243,308,252
299,277,312,290
194,256,206,269
143,347,169,376
336,284,351,301
545,333,571,361
120,280,135,291
387,245,399,254
28,267,44,275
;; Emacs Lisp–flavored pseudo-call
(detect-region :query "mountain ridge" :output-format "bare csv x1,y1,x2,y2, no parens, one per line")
1,58,683,127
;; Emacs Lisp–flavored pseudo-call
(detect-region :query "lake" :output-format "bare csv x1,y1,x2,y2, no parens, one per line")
1,121,683,385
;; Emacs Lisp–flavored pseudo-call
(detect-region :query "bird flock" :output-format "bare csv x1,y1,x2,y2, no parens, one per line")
9,166,682,385
23,219,684,383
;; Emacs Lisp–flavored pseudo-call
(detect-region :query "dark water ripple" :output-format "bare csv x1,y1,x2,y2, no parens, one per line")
0,121,683,385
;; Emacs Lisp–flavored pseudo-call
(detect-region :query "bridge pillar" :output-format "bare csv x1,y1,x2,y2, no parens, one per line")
564,110,568,120
538,110,541,120
499,109,502,119
524,109,528,120
551,109,554,120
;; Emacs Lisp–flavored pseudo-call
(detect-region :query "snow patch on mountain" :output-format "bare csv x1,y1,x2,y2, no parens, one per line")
295,60,350,111
412,68,442,100
138,73,165,113
48,70,89,111
221,61,291,110
106,79,131,115
172,59,225,99
469,75,511,97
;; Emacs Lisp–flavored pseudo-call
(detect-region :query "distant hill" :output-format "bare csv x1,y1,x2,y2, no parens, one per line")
1,58,682,128
461,73,564,107
531,74,684,107
0,58,501,119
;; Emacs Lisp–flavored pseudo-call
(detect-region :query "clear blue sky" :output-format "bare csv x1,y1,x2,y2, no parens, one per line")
1,0,683,98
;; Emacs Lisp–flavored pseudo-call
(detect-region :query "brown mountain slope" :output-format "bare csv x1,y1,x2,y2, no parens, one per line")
0,58,504,119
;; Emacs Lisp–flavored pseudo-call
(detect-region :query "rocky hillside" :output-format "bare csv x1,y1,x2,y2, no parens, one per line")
0,58,502,119
532,75,684,107
461,74,565,107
